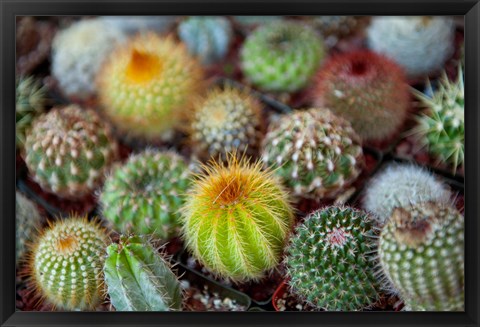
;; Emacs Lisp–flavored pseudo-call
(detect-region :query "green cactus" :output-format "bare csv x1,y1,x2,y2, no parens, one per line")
104,235,183,311
29,215,108,310
240,21,324,93
285,206,380,311
16,191,42,265
379,202,464,311
23,105,119,199
100,150,191,240
261,108,364,200
180,153,294,282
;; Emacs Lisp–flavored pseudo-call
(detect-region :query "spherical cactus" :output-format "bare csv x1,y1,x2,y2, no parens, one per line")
178,16,233,65
261,108,364,200
409,68,464,174
189,86,263,161
367,16,455,78
52,18,126,100
100,150,191,240
310,16,361,39
16,76,48,149
285,206,380,311
28,216,108,310
100,16,178,35
97,33,205,141
180,154,294,282
379,202,464,311
16,191,42,264
240,21,325,93
104,235,183,311
23,105,119,199
363,164,452,224
311,50,410,142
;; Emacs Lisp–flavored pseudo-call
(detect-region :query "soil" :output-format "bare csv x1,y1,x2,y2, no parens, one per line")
181,280,248,311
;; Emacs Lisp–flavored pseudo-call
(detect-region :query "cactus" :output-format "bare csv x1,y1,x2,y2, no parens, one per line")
409,67,464,173
16,191,42,265
180,153,294,282
311,50,410,142
178,17,233,65
28,215,108,310
232,16,284,30
23,105,119,199
363,163,452,224
379,202,464,311
100,150,191,240
261,108,364,200
52,18,126,100
285,206,380,311
240,21,324,93
104,235,182,311
367,16,455,78
310,16,361,39
100,16,178,35
97,33,205,141
16,76,48,149
189,86,263,162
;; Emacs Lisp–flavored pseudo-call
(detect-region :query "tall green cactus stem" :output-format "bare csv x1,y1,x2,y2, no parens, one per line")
180,154,294,282
16,191,42,265
100,150,191,240
104,235,182,311
261,108,364,200
240,21,324,93
29,216,108,310
285,206,380,311
24,105,119,199
379,202,464,311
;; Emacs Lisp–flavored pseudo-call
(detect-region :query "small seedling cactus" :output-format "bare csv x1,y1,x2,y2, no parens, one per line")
285,206,380,311
23,105,119,199
104,235,183,311
28,215,108,310
178,16,233,65
240,21,324,93
363,163,452,224
379,202,464,311
312,50,410,142
16,191,42,264
100,150,191,240
180,153,294,282
261,108,364,200
97,32,204,141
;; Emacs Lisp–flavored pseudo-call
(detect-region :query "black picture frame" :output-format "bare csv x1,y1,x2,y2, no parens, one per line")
1,1,478,326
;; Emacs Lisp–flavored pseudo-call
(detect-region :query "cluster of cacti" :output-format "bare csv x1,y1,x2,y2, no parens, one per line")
100,150,191,240
100,16,178,35
379,202,464,311
309,16,361,39
189,86,263,161
28,216,108,310
104,235,183,311
240,21,325,92
180,154,294,282
262,108,364,200
367,16,455,78
285,206,380,311
23,105,119,199
16,76,48,149
97,33,205,141
178,16,233,65
51,18,126,100
311,50,410,142
16,191,42,264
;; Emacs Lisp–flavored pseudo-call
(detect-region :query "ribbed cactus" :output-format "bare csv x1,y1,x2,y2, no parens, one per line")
97,33,204,141
100,16,178,35
312,50,410,142
100,150,191,240
363,164,452,224
178,17,233,65
261,108,364,200
23,105,119,199
189,86,263,161
379,202,464,311
16,76,48,149
16,191,42,265
285,206,380,311
29,216,108,310
240,21,324,93
180,154,294,282
367,16,455,78
104,235,182,311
